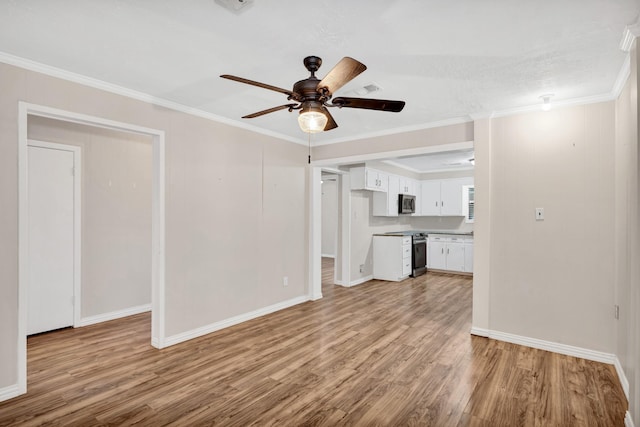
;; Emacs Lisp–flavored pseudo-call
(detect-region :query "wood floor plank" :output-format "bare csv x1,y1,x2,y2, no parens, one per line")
0,258,627,426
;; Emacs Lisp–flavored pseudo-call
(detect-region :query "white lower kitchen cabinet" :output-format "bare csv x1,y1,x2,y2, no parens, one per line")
464,242,473,272
427,235,473,274
373,235,412,281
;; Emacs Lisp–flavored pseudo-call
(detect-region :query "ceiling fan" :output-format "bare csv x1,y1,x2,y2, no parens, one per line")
221,56,406,133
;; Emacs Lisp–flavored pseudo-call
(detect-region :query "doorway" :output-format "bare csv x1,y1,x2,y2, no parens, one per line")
17,102,166,396
309,141,475,298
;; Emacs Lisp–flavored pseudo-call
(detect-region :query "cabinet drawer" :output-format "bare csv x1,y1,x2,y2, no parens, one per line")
402,237,412,245
402,245,412,258
402,260,412,275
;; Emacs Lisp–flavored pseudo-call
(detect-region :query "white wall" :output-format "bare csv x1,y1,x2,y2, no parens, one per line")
0,62,308,391
488,102,616,353
28,116,152,319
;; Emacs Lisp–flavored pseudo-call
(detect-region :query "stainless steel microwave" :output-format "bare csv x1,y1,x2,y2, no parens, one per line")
398,194,416,214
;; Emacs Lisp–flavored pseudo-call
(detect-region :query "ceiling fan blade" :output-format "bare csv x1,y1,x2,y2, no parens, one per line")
321,107,338,131
332,97,406,112
220,74,293,96
242,104,298,119
317,57,367,95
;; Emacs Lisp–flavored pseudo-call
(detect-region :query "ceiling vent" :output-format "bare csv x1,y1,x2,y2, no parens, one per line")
351,82,382,96
215,0,254,13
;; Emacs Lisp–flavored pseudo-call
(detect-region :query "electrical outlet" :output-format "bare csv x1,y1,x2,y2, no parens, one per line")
359,264,364,273
615,304,619,320
535,208,544,221
283,276,288,287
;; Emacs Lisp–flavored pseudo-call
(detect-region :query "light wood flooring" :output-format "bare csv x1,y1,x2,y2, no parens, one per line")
0,258,627,426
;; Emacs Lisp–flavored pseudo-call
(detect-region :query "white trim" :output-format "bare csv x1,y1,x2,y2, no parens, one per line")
0,51,302,145
321,254,336,258
490,92,618,119
340,174,352,293
163,296,310,347
2,51,628,149
620,19,640,52
309,167,323,300
0,384,21,403
470,327,490,337
614,356,630,400
487,329,617,364
27,140,82,329
612,55,631,98
78,304,151,327
18,102,166,400
626,411,635,427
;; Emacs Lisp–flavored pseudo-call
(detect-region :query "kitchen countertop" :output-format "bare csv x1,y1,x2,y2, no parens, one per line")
373,230,473,237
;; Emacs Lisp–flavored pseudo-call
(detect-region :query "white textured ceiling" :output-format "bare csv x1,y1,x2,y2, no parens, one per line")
0,0,637,146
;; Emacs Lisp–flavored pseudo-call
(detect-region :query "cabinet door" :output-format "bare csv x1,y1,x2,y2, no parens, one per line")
440,179,464,216
446,242,466,272
463,242,474,273
421,180,441,216
428,241,446,269
366,169,379,189
398,177,414,195
377,171,389,192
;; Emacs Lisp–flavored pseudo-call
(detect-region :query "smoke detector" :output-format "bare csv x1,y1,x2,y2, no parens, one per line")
215,0,254,13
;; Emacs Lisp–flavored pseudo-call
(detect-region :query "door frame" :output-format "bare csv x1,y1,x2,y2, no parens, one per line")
27,140,82,329
17,102,166,396
308,141,474,298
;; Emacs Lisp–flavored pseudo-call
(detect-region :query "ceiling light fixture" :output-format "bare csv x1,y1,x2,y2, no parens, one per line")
539,94,554,111
298,102,328,133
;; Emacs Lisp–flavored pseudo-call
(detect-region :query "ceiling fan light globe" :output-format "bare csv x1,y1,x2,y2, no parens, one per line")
298,110,328,133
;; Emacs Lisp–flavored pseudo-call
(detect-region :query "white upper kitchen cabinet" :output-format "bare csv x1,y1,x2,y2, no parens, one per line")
419,177,473,216
398,176,418,196
420,180,441,216
372,175,399,216
440,178,465,216
350,167,389,192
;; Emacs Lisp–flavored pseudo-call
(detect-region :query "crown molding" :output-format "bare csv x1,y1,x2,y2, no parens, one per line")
0,51,304,145
620,19,640,52
0,49,631,148
612,54,631,98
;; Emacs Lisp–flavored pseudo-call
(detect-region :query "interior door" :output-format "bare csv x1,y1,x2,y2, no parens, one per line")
27,145,76,335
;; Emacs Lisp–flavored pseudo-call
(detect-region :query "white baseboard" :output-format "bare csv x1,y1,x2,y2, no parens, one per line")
470,327,490,337
78,303,151,327
614,356,630,400
311,292,323,301
626,411,635,427
163,295,310,348
0,383,22,403
321,254,335,258
487,329,616,365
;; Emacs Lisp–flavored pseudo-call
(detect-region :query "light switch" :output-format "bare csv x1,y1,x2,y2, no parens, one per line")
535,208,544,221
